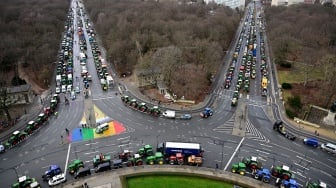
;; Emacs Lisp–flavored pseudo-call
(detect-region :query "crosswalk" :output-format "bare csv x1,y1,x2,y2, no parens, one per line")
212,114,235,134
245,120,269,143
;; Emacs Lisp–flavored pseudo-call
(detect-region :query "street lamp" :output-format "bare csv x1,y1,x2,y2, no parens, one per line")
213,139,225,169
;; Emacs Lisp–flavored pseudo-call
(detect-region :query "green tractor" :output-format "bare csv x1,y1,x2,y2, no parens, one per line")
231,162,246,175
25,121,37,134
129,99,138,108
68,159,84,174
50,99,58,112
138,102,148,112
93,153,111,167
242,156,262,172
36,113,47,126
5,131,28,149
12,176,40,188
306,179,327,188
121,95,130,103
146,152,164,165
272,165,293,184
127,153,143,166
52,94,60,103
138,144,153,157
150,106,161,116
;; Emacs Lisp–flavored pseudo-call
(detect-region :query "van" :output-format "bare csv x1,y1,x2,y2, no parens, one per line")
321,143,336,154
74,167,91,179
95,123,109,134
303,138,319,147
95,162,111,173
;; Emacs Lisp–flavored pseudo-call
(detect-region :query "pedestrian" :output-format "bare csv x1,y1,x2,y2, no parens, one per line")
65,128,69,135
61,135,63,144
314,130,317,135
80,128,82,134
54,111,58,118
216,163,218,169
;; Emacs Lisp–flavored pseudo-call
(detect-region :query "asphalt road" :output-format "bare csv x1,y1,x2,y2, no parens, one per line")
0,1,335,188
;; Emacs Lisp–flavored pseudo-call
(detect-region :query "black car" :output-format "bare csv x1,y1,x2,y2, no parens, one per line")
285,132,296,141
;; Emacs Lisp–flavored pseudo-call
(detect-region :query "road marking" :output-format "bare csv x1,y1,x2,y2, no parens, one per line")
224,137,245,171
41,165,50,169
296,155,312,163
85,151,98,155
280,153,290,158
294,162,309,171
259,143,272,147
105,143,116,147
292,170,307,178
85,142,98,146
117,136,130,141
255,149,270,155
327,158,336,165
64,143,71,175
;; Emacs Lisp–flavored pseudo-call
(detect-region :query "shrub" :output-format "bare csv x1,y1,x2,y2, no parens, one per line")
282,82,292,89
286,109,295,119
280,62,292,68
288,95,302,109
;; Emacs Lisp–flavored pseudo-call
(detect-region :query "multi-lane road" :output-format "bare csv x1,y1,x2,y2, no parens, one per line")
0,1,335,188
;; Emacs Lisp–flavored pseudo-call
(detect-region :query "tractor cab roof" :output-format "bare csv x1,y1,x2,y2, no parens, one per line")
28,121,35,125
319,181,327,188
13,131,20,135
282,165,290,171
18,176,27,182
38,113,45,117
134,154,140,159
251,156,257,161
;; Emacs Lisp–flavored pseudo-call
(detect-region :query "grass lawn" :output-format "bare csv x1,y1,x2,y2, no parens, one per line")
127,175,233,188
277,62,324,84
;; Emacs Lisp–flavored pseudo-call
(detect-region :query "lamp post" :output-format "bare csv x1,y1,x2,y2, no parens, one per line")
213,139,225,169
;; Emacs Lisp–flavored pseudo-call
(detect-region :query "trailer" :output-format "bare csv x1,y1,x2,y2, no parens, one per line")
158,142,203,157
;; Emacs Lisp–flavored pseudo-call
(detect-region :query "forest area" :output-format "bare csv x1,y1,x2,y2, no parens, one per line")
265,4,336,118
0,0,69,88
84,0,241,101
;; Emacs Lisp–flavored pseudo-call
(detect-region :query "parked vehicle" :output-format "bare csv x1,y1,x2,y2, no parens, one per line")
273,120,296,140
93,153,111,167
0,144,5,153
146,152,164,165
321,143,336,154
305,179,327,188
149,106,161,116
5,131,28,149
254,168,271,183
272,165,293,184
187,155,202,166
95,123,109,134
231,162,246,175
12,176,40,188
68,159,84,174
95,162,111,173
303,138,319,147
280,179,299,188
157,142,203,164
242,156,262,172
74,167,91,179
200,107,213,118
127,153,143,166
42,165,62,181
112,159,123,169
180,114,192,120
48,173,66,187
162,110,176,119
138,144,153,157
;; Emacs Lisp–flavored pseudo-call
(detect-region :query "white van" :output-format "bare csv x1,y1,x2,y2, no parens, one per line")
321,143,336,154
95,123,109,134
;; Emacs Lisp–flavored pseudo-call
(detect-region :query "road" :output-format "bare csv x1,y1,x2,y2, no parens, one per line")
0,1,335,188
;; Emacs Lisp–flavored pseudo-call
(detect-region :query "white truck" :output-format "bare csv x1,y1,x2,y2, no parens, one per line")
162,110,176,119
106,75,114,88
56,75,61,86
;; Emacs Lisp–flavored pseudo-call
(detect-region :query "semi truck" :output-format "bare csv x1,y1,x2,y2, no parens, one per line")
157,142,203,164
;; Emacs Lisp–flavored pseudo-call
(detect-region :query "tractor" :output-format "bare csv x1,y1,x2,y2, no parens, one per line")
187,155,202,166
280,179,299,188
273,120,286,135
200,107,213,118
42,165,62,181
149,106,161,116
254,168,271,183
93,153,111,167
12,176,40,188
129,99,138,108
119,150,132,162
146,152,164,165
127,153,143,166
121,95,130,103
169,153,184,165
231,162,246,175
138,144,153,157
5,131,28,148
36,113,47,126
52,94,60,103
305,179,327,188
68,159,84,174
242,156,262,173
25,121,37,135
272,165,293,184
50,99,58,112
138,102,148,112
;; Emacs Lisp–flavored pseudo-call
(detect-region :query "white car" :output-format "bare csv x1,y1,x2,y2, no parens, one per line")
61,85,67,93
0,144,5,153
67,85,72,92
48,173,66,187
55,87,61,94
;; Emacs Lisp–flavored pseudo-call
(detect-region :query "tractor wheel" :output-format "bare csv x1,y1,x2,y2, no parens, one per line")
158,160,164,165
149,161,154,165
231,169,236,173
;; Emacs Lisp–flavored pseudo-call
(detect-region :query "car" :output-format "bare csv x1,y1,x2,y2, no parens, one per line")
48,173,66,187
75,86,80,94
95,123,109,134
285,132,296,141
55,87,61,94
303,138,319,147
321,143,336,154
0,144,5,153
180,114,192,120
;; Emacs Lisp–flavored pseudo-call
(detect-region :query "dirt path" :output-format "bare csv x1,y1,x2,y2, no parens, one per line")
18,63,45,95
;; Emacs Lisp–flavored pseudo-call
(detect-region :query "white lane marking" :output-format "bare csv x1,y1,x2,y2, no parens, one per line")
224,137,245,171
259,143,272,147
256,149,270,155
84,151,98,155
64,143,72,175
294,162,309,171
117,136,130,141
296,155,312,163
85,142,98,146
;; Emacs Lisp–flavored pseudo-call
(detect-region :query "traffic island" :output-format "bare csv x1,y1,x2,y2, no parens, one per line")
63,165,275,188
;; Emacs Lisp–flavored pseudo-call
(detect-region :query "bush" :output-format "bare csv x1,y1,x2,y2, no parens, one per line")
282,82,292,89
286,109,295,119
288,95,302,109
280,62,292,68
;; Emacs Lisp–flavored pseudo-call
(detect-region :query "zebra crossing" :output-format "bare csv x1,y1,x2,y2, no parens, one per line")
245,120,269,143
212,114,235,134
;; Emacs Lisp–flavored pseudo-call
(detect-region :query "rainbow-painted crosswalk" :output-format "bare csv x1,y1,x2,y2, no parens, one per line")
68,105,126,142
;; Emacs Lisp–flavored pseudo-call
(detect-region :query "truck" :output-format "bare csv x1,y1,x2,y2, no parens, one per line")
162,110,176,119
106,75,114,88
273,120,296,140
187,155,202,166
261,76,268,96
157,142,203,163
200,107,213,118
100,79,107,91
67,74,72,85
56,75,61,87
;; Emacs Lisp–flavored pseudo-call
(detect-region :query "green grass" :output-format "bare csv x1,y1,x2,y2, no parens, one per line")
278,62,324,84
127,175,233,188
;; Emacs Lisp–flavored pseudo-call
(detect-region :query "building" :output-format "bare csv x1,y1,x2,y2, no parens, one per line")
271,0,317,6
204,0,246,9
5,84,34,105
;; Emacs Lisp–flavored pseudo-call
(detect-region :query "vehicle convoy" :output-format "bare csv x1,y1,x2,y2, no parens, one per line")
12,176,40,188
305,179,327,188
273,120,296,140
157,142,203,164
5,130,28,149
162,110,176,119
121,95,161,116
68,159,84,174
42,165,62,181
200,107,213,118
93,153,111,167
231,162,246,175
254,168,271,183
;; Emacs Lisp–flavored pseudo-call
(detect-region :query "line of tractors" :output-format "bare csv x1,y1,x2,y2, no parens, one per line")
3,94,60,151
231,156,327,188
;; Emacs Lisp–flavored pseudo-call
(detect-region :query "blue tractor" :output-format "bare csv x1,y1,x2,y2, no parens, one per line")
200,107,213,118
254,168,271,183
280,179,299,188
42,165,62,181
